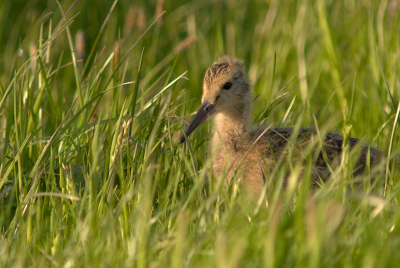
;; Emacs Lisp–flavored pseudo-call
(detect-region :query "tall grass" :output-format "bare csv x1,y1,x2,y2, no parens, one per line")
1,0,400,267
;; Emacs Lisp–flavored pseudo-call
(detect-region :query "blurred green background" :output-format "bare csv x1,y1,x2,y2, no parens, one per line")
1,0,400,267
1,0,399,142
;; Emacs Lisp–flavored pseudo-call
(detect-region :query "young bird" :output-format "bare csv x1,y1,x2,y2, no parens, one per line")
179,56,382,197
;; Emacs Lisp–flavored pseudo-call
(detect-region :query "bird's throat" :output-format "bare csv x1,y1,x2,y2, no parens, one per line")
213,102,252,143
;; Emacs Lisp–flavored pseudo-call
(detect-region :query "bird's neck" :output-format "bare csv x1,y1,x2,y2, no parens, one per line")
213,100,252,142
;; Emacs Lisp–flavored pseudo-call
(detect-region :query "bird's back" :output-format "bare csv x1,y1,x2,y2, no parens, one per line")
210,127,383,196
260,127,381,175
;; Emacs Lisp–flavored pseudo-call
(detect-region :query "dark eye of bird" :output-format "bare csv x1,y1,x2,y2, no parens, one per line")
223,82,232,90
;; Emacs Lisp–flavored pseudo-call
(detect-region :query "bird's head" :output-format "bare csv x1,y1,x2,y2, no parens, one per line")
179,56,251,143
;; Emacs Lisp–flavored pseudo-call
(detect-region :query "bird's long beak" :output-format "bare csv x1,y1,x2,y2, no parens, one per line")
179,100,216,144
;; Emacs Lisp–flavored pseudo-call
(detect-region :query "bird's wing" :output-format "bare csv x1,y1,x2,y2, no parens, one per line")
257,128,381,180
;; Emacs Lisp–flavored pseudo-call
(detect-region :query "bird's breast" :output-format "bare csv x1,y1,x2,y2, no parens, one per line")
209,133,265,194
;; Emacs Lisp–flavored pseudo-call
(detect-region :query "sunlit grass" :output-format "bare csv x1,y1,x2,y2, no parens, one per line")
1,0,400,267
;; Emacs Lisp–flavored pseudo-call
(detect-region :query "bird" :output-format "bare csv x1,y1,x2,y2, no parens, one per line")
178,56,383,198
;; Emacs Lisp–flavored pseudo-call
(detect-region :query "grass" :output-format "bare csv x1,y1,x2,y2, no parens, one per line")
1,0,400,267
